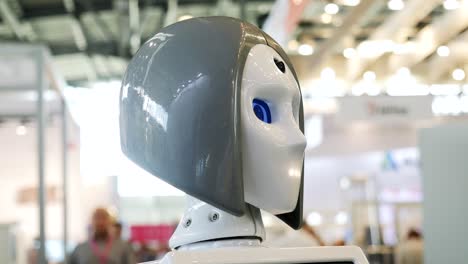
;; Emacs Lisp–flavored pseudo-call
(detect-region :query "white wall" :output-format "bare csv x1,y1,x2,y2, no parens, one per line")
0,118,113,263
420,121,468,264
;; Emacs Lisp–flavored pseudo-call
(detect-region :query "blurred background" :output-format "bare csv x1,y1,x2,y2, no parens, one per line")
1,0,468,263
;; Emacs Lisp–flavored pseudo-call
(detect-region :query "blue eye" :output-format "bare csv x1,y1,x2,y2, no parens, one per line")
252,98,272,124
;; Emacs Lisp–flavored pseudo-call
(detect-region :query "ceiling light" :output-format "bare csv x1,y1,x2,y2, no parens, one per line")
321,13,333,24
437,45,450,57
321,67,336,81
393,41,416,55
363,71,376,82
288,39,299,51
351,83,366,96
16,125,27,136
343,0,361,6
452,68,465,81
343,47,357,59
397,67,411,76
177,15,193,22
298,44,314,56
325,3,340,15
387,0,404,11
335,211,348,225
386,84,430,96
306,212,323,226
443,0,460,10
430,84,461,96
357,40,394,58
366,85,381,96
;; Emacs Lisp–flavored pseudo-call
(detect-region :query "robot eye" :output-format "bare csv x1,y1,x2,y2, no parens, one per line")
252,98,272,124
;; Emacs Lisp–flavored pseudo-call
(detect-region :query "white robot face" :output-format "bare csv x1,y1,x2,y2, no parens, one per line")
241,44,307,214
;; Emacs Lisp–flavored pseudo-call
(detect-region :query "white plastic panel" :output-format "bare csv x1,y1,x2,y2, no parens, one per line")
154,246,368,264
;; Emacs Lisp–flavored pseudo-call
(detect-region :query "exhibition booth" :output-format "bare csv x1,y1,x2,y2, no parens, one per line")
1,1,468,263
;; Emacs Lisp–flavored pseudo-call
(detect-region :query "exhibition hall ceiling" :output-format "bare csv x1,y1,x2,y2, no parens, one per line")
0,0,467,88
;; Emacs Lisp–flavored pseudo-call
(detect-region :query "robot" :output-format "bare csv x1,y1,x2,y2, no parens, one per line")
120,17,368,264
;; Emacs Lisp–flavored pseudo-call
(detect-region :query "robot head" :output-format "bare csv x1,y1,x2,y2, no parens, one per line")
119,17,306,229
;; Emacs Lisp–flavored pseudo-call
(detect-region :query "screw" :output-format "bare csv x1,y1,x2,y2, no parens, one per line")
209,212,219,222
184,218,192,228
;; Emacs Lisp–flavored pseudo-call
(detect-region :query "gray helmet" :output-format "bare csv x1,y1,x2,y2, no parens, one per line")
119,16,304,229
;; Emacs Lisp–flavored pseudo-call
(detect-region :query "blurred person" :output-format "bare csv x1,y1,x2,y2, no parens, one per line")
112,222,124,240
396,228,423,264
112,222,136,260
27,237,40,264
70,208,136,264
135,243,157,262
155,244,170,260
333,239,346,246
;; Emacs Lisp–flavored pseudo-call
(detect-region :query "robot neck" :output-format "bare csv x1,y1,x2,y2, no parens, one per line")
169,196,266,250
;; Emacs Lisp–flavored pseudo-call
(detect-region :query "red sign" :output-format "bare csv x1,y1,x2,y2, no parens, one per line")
130,224,176,244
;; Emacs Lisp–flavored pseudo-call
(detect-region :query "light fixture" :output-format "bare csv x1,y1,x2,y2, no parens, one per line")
306,212,323,226
430,84,461,96
386,84,430,96
357,40,394,58
366,85,381,96
343,47,357,59
177,15,193,22
298,44,314,56
437,45,450,57
452,68,466,81
443,0,460,10
321,67,336,81
397,67,411,76
343,0,360,6
321,13,333,24
16,125,27,136
363,71,376,82
307,83,346,97
387,0,404,10
393,41,416,55
334,211,348,225
351,83,366,96
288,39,299,51
325,3,340,15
